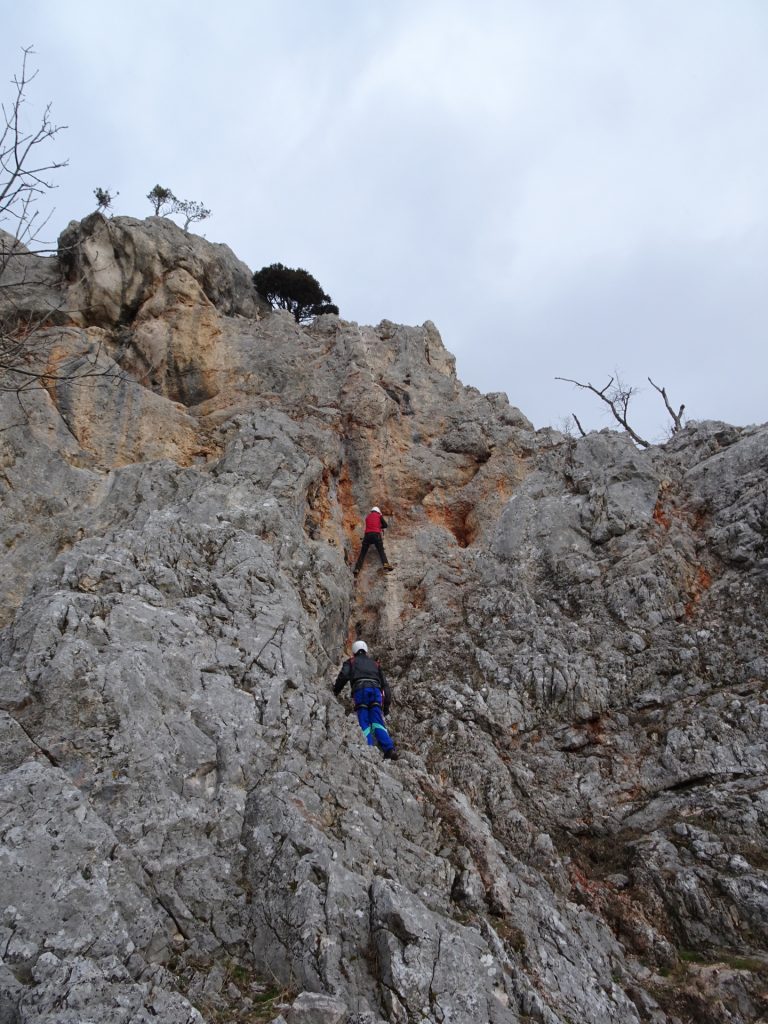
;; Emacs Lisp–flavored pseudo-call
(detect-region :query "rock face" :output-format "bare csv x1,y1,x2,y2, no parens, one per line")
1,215,766,1024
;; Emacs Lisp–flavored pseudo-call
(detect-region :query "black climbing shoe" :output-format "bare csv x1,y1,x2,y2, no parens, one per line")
383,749,399,761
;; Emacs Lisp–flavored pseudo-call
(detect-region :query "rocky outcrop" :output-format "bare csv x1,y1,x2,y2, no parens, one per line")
59,213,268,325
0,231,68,330
0,214,766,1023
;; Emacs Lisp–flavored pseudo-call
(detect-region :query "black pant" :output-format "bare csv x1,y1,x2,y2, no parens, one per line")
354,532,388,570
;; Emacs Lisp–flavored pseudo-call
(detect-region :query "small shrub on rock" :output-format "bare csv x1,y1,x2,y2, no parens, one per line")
253,262,339,323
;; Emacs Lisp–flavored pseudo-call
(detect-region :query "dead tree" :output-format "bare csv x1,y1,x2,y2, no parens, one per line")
571,413,586,437
648,377,685,434
556,372,686,446
1,47,67,390
0,47,67,255
1,49,122,400
555,374,650,447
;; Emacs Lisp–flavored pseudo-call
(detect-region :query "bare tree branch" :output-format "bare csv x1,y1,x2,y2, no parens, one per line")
648,377,685,433
555,374,650,448
572,413,586,437
0,47,67,255
0,48,128,408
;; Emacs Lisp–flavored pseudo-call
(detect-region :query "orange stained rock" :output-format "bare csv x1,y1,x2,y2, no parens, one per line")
684,565,713,618
653,500,671,530
337,461,361,553
423,498,476,548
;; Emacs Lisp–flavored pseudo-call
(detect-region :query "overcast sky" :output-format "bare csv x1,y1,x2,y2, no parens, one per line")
3,0,767,440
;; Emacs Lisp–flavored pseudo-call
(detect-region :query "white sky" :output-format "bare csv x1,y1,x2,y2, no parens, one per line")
3,0,767,440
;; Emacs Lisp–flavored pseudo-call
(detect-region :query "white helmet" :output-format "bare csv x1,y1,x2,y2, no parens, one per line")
371,506,381,513
352,640,368,655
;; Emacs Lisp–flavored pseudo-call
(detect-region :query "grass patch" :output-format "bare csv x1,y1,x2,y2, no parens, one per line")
675,948,767,975
249,985,294,1023
168,955,296,1024
719,953,767,973
678,948,710,965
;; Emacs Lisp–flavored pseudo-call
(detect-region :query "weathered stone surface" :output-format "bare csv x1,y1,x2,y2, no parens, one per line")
0,960,23,1023
1,214,766,1024
59,213,268,325
284,991,348,1024
0,232,68,330
17,954,203,1023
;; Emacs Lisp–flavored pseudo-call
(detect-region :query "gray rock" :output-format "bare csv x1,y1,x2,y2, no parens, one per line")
59,213,268,324
0,961,23,1024
284,991,348,1024
0,232,68,330
1,214,767,1024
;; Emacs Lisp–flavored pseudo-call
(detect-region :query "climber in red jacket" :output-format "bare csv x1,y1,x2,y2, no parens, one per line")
353,506,393,575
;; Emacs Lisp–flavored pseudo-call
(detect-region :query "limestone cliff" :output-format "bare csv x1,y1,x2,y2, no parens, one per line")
0,214,766,1024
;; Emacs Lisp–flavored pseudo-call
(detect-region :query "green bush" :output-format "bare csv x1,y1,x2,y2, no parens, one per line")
253,263,339,323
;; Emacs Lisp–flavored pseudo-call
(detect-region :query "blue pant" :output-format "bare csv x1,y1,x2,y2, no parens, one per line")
354,687,394,752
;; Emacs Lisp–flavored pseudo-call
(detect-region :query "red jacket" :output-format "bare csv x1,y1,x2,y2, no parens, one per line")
364,510,387,534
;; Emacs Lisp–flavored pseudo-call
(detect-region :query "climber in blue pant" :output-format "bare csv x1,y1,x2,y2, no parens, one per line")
334,640,398,760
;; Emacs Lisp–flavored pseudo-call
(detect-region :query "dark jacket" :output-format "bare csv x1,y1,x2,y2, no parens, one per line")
334,652,391,713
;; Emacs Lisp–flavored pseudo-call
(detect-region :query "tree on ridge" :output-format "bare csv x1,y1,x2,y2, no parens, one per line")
253,262,339,323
